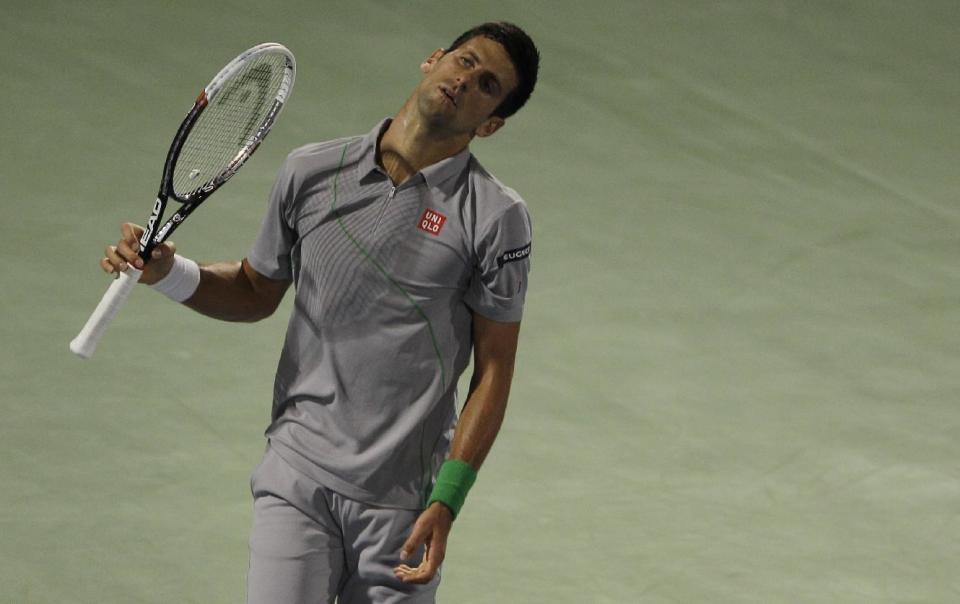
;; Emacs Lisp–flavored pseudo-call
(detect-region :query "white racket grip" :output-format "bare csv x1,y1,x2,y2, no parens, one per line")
70,267,144,359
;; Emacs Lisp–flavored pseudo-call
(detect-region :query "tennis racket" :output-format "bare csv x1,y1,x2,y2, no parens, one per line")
70,42,296,359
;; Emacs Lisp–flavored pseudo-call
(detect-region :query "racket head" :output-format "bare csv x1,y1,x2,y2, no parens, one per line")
166,43,296,204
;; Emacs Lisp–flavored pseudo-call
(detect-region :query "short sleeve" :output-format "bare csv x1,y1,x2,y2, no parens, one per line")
247,155,297,280
464,202,532,322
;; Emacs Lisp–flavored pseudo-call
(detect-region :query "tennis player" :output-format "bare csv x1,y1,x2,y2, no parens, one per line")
102,22,538,603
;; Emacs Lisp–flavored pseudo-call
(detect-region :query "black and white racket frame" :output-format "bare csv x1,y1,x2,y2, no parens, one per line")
70,43,296,359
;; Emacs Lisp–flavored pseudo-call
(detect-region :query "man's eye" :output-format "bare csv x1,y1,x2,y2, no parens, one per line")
480,77,497,94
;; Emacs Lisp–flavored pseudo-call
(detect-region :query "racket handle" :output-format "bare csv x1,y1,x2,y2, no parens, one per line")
69,267,144,359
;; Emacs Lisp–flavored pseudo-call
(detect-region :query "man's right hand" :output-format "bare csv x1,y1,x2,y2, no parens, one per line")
101,222,177,285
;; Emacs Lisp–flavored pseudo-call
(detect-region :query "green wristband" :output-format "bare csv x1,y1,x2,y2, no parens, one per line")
427,459,477,519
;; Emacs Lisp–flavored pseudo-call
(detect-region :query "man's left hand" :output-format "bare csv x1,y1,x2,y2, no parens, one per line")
393,502,454,583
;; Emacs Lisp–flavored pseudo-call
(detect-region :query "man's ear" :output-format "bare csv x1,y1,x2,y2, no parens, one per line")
420,48,445,74
475,116,505,138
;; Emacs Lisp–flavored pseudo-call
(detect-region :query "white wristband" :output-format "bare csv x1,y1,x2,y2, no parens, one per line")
150,254,200,302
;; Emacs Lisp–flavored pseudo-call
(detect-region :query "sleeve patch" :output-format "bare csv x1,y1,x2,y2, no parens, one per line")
496,242,531,268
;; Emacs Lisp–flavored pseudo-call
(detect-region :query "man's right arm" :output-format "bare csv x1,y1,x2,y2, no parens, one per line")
103,222,290,323
184,258,289,322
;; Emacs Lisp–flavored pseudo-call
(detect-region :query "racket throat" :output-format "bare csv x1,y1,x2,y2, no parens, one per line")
139,196,166,260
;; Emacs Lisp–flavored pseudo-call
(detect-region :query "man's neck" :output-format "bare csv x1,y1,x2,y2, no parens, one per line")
378,99,471,185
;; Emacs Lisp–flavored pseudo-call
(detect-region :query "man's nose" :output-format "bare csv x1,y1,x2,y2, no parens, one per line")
454,74,472,92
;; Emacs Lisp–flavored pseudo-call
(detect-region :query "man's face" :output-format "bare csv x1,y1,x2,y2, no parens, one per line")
416,36,519,138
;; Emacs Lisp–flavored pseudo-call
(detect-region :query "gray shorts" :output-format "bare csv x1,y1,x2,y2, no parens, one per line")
247,443,440,604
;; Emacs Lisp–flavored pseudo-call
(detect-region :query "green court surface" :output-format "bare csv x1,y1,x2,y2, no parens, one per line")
2,1,958,602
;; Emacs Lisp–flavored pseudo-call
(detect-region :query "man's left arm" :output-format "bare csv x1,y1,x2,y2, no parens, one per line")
393,313,521,583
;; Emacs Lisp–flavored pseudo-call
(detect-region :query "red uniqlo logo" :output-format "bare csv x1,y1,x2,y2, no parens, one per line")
418,209,447,236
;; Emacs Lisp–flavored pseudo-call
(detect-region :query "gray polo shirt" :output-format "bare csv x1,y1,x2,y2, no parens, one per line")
247,119,532,509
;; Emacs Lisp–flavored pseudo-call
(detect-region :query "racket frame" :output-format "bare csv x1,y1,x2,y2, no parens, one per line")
138,42,296,261
70,42,295,359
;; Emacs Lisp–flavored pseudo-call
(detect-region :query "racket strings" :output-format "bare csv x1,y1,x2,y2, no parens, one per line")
172,52,288,200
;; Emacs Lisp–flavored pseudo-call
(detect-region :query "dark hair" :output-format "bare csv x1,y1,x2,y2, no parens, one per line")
446,21,540,119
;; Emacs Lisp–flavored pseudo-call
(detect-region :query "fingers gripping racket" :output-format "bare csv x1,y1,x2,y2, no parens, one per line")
70,43,296,359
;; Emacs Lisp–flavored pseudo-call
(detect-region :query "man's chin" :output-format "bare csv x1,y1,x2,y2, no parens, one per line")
420,109,457,130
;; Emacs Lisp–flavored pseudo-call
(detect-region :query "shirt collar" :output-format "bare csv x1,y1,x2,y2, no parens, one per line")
356,118,472,190
421,144,471,190
356,118,391,183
